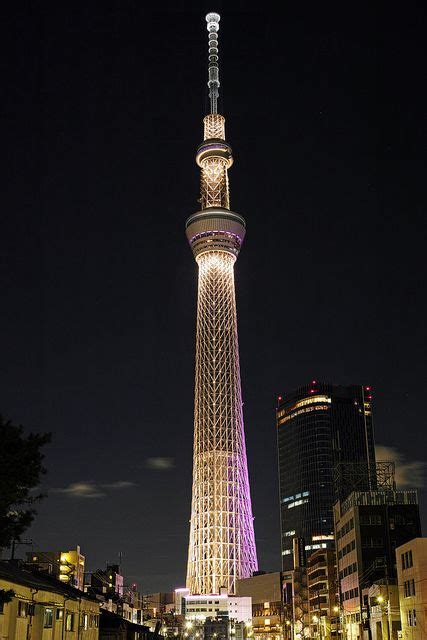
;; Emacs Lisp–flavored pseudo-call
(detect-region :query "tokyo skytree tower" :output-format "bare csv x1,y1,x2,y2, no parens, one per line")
185,12,258,595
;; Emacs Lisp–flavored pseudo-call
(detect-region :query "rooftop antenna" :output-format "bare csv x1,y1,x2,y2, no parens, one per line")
206,12,220,114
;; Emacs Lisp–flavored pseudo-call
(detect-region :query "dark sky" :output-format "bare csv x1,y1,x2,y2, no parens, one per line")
2,1,426,592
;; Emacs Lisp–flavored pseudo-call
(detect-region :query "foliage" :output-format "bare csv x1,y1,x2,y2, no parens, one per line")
0,589,14,604
0,415,51,548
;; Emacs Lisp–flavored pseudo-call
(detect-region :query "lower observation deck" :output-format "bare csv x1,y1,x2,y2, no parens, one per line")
186,208,246,259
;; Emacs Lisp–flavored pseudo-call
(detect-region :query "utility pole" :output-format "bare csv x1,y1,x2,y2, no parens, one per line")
10,539,32,560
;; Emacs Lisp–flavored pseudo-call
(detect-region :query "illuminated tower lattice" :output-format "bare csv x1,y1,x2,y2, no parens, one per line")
185,12,258,596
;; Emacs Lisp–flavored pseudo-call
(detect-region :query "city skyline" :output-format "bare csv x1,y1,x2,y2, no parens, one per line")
2,3,426,593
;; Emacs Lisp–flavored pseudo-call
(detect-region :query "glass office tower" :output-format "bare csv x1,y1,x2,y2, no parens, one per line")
277,382,376,569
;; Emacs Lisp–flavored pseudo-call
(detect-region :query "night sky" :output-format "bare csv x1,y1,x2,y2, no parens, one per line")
2,2,426,592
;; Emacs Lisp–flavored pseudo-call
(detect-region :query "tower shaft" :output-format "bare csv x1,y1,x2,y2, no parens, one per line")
185,13,257,596
187,251,257,594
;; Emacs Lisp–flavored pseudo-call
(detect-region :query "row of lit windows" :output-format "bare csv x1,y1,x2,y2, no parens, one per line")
339,562,357,580
288,498,309,510
338,540,356,559
282,491,310,504
277,396,331,419
305,543,328,551
284,530,296,537
278,404,331,425
336,518,354,540
14,603,98,631
404,579,416,597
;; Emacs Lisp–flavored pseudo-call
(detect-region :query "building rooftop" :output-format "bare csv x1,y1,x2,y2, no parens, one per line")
0,560,95,601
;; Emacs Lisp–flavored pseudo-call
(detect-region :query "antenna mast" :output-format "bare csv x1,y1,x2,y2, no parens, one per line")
206,12,220,114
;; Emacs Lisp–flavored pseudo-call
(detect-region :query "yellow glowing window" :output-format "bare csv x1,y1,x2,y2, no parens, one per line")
264,602,269,609
279,403,331,425
264,619,270,626
294,395,331,409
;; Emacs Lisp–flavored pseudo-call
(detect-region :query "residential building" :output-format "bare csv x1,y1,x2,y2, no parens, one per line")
89,564,124,599
204,614,230,640
99,609,160,640
26,545,85,590
0,560,99,640
277,382,376,569
367,582,401,640
333,490,421,639
306,549,338,638
236,571,283,640
143,592,175,619
396,537,427,640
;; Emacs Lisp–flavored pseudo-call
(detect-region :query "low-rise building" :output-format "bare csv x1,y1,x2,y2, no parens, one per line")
236,571,283,640
396,537,427,640
184,590,251,624
26,546,85,590
367,582,401,640
0,560,99,640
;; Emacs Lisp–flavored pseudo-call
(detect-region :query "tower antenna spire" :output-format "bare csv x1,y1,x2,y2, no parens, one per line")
206,12,220,114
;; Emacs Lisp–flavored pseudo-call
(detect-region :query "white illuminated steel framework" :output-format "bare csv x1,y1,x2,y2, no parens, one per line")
185,13,258,596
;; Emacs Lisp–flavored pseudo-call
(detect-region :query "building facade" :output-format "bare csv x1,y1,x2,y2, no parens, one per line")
184,590,252,624
0,561,99,640
277,382,376,569
26,546,85,591
236,572,283,640
333,490,421,639
306,549,338,638
185,12,257,596
396,537,427,640
89,564,124,599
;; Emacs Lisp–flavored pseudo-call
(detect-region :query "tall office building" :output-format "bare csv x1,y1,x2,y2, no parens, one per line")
277,382,376,569
185,13,257,595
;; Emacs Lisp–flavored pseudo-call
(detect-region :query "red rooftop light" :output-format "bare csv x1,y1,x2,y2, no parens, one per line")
278,396,283,401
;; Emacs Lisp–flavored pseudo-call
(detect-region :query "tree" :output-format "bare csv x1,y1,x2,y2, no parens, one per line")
0,415,51,549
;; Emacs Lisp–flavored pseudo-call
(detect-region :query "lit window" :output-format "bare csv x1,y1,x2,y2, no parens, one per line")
264,602,269,609
284,530,296,537
66,613,74,632
44,608,53,628
278,403,331,425
288,498,309,509
282,550,292,556
82,613,89,630
264,619,270,626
